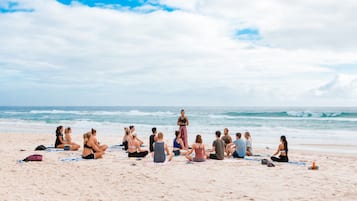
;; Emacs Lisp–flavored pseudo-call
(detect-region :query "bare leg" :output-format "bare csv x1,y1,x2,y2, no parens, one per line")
95,152,103,159
99,144,108,152
185,154,193,161
246,151,252,156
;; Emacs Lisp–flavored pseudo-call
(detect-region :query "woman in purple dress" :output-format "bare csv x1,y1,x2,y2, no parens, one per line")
177,109,189,149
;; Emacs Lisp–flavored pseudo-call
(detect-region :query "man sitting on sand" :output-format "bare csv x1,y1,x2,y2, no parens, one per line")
209,131,225,160
221,128,233,145
153,132,173,163
222,128,234,156
128,133,149,158
228,133,246,158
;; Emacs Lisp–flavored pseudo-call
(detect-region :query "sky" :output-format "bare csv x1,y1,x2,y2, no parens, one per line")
0,0,357,106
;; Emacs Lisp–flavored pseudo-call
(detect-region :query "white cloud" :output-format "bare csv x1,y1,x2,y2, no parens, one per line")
313,74,357,97
0,0,357,106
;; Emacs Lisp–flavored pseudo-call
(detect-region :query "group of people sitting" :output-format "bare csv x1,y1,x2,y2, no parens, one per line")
54,125,108,159
54,125,289,163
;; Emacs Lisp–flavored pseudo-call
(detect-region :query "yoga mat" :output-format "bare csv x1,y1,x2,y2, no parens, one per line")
60,157,84,162
46,148,65,152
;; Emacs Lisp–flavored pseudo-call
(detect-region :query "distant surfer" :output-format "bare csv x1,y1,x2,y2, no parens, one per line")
177,109,189,149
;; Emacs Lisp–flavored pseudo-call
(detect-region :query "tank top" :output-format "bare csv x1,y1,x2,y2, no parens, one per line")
55,133,63,148
173,138,181,149
194,144,205,159
154,141,166,163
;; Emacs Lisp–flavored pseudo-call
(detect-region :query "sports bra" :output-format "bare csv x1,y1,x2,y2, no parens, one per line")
178,117,187,124
84,143,93,149
173,138,181,149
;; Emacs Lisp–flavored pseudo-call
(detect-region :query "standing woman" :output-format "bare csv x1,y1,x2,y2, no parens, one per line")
271,135,289,162
177,109,189,149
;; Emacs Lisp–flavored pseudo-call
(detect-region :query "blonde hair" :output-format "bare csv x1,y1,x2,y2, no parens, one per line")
157,132,164,139
83,132,92,145
64,127,71,134
244,131,251,139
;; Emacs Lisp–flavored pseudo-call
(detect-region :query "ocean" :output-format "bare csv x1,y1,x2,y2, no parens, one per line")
1,106,356,153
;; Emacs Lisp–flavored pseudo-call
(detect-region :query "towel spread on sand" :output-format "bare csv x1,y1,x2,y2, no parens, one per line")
46,148,66,152
60,157,84,162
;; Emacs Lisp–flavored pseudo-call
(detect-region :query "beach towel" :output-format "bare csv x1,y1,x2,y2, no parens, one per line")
244,157,263,162
46,148,65,152
288,161,306,166
60,157,84,162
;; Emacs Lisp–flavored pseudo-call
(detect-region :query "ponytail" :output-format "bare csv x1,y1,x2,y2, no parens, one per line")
281,135,288,153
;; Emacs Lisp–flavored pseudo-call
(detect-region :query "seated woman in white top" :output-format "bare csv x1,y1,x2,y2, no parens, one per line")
128,133,148,158
244,131,253,156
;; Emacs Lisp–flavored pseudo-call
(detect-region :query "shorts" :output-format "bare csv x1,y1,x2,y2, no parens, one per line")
232,151,244,158
193,158,205,162
173,150,180,156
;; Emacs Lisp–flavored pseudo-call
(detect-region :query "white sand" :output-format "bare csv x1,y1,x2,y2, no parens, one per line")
1,133,357,201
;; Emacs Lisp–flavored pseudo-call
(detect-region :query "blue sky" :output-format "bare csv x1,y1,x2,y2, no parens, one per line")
1,0,357,106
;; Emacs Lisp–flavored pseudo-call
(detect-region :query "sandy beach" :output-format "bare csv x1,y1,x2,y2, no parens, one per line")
1,133,357,201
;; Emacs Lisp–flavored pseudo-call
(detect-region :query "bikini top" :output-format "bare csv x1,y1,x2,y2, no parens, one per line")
84,143,93,149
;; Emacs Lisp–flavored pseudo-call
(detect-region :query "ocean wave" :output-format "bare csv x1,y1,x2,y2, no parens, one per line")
286,111,342,118
26,109,176,117
29,110,88,115
222,111,356,118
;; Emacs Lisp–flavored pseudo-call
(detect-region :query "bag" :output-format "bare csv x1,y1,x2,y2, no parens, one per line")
35,145,47,151
261,159,268,165
23,154,43,162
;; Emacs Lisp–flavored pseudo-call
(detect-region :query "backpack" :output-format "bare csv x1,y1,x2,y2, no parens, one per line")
35,145,47,151
23,154,43,162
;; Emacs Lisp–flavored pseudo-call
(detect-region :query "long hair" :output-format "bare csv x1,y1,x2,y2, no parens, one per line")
56,126,63,135
175,130,180,138
124,127,130,135
195,134,202,144
245,131,251,139
91,128,96,135
83,133,91,145
64,127,71,134
281,135,288,153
